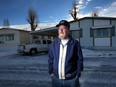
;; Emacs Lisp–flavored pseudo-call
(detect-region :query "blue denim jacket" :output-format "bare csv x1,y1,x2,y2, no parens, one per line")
48,37,83,79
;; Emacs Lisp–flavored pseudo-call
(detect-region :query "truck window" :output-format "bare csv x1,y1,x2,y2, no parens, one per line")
47,40,52,44
42,40,46,44
35,40,41,44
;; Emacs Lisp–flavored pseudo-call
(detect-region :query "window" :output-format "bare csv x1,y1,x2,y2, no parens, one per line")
90,29,93,37
0,35,4,41
71,30,81,39
80,29,82,37
42,40,46,44
93,28,110,38
47,40,52,44
111,26,115,36
33,35,38,39
35,40,41,44
5,34,14,41
0,34,14,41
0,35,4,44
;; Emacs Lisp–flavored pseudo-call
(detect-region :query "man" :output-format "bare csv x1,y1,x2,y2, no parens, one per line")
48,20,83,87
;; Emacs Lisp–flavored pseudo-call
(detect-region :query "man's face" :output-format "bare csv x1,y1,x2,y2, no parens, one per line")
58,25,70,39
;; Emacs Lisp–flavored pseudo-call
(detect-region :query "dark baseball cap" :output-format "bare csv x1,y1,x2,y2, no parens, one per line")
56,20,70,28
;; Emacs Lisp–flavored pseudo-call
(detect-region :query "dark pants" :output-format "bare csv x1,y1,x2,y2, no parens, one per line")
52,76,80,87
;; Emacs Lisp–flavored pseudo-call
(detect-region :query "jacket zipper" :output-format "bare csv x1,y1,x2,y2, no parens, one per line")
61,44,64,79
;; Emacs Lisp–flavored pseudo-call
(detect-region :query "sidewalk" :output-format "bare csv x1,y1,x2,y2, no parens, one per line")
82,49,116,71
82,49,116,58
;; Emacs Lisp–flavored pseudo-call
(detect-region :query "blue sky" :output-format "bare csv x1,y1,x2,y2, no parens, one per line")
0,0,116,26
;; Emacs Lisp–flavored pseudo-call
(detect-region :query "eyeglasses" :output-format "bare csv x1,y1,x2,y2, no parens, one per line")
58,28,69,31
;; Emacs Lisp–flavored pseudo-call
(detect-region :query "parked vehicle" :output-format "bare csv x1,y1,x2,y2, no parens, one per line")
17,40,52,55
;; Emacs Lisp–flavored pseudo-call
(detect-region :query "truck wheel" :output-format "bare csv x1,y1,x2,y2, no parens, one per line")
30,49,37,55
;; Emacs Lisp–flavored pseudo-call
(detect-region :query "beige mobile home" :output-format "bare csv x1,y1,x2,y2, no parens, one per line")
0,28,30,51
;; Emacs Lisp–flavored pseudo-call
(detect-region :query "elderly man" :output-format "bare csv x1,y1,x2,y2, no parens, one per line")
48,20,83,87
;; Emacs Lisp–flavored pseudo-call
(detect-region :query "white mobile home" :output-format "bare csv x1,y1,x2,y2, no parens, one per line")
30,17,116,50
70,17,116,50
0,28,30,51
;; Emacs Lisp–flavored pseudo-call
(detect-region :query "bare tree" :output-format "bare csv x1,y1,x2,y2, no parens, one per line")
70,1,80,20
27,7,38,31
91,8,100,17
3,18,10,28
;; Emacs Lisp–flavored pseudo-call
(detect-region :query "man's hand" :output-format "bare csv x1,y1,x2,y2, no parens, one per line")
50,74,54,77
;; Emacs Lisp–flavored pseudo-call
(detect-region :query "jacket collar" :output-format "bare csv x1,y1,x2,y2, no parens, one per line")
67,36,74,45
57,36,74,45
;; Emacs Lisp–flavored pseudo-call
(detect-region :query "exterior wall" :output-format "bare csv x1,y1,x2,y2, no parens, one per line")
0,29,20,51
111,20,116,46
70,18,116,50
93,19,116,48
92,19,111,47
80,19,93,47
19,31,30,44
94,19,110,26
0,29,20,46
70,21,79,30
94,38,110,46
70,21,80,41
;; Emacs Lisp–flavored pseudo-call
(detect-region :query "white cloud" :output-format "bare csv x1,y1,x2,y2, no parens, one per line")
50,16,54,19
87,0,91,2
85,1,89,5
79,1,116,18
0,23,56,31
99,2,116,17
85,0,92,5
111,2,116,6
68,1,116,19
76,0,92,10
78,0,84,4
66,15,74,21
66,12,91,22
66,0,92,21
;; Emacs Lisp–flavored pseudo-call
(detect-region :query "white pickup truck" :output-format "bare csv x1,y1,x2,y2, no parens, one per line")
17,40,52,55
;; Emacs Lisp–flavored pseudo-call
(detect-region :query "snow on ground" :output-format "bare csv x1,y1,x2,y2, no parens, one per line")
0,51,17,58
0,46,17,57
0,48,116,68
0,47,116,58
82,49,116,58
